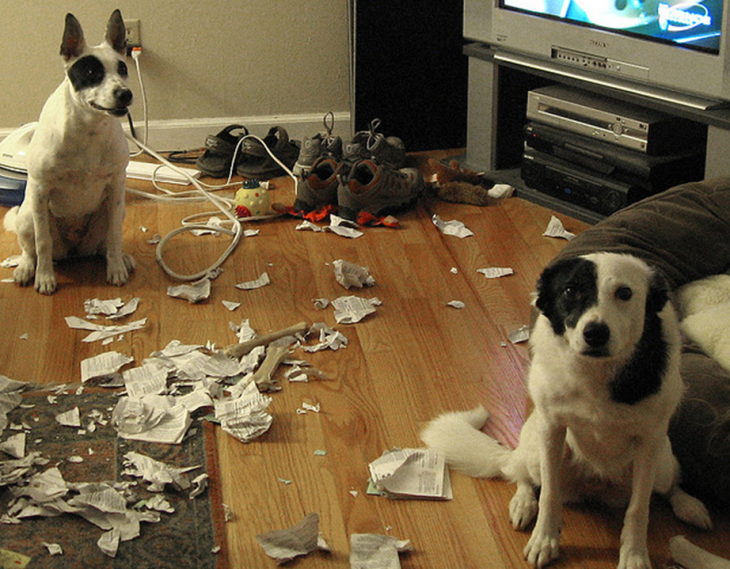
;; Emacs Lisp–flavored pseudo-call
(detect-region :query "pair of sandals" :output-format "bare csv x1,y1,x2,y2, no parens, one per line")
195,125,300,179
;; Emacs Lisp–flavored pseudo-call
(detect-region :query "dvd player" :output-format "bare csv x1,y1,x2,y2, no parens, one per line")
523,121,705,192
526,85,706,155
521,148,650,216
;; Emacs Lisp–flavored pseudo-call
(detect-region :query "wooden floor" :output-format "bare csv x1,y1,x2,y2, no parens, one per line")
1,150,729,568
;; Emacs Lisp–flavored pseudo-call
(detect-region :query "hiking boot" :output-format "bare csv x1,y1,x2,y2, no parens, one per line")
293,135,323,177
293,156,343,212
293,112,343,177
343,119,406,169
236,126,300,179
337,159,423,221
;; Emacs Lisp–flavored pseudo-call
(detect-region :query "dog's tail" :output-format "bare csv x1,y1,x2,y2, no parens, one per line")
3,206,18,233
420,406,512,479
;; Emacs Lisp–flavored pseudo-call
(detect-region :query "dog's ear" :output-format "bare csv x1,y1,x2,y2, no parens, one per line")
105,10,127,56
60,13,86,61
646,269,670,314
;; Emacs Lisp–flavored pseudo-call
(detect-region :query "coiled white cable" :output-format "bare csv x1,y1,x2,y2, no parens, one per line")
126,133,298,282
124,49,299,282
126,134,243,281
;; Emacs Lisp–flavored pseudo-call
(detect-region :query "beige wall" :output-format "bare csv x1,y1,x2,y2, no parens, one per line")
0,1,351,148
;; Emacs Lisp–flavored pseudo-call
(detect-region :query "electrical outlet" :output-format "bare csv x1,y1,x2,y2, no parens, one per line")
124,19,141,49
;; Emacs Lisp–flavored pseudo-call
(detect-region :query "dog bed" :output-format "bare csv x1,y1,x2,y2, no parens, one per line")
548,177,730,506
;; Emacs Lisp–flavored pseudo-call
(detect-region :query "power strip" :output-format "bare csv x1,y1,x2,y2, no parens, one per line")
126,160,200,186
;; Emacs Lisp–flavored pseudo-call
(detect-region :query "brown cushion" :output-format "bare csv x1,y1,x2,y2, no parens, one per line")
552,177,730,289
547,177,730,505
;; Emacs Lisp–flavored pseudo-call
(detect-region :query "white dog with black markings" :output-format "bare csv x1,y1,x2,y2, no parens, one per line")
3,10,134,294
422,252,711,569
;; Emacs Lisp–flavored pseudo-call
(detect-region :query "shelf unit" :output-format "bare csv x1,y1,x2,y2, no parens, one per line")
463,42,730,224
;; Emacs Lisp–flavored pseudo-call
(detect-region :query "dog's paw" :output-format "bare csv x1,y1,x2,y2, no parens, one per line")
618,546,652,569
13,258,35,286
122,252,136,272
34,272,57,295
510,483,538,530
669,489,713,530
107,253,135,286
524,529,560,568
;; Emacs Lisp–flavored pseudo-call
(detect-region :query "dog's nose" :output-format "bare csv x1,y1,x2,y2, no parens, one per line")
583,321,610,347
116,88,133,107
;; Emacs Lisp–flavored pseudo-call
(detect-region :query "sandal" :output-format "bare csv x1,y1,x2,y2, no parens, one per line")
236,126,300,179
195,124,248,177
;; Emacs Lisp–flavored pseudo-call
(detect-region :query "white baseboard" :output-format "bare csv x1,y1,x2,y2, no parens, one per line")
1,111,352,153
126,112,353,152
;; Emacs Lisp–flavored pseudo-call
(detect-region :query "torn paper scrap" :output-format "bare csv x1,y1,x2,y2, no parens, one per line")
167,277,211,303
326,215,363,239
332,296,380,324
487,183,514,199
508,325,530,345
55,407,81,428
66,316,147,343
112,397,192,445
333,259,375,289
84,297,140,320
302,323,348,352
231,318,257,344
19,466,69,503
296,220,325,232
189,473,209,500
0,375,27,394
350,534,412,569
669,535,730,569
80,351,134,383
122,451,196,492
214,381,273,443
42,542,64,556
312,298,329,310
1,390,23,437
0,549,31,568
97,529,121,558
368,448,452,500
222,300,241,311
0,432,25,459
85,297,124,316
255,512,330,564
235,272,271,291
431,214,474,238
122,363,169,399
0,452,49,488
477,267,514,279
286,365,326,383
543,215,575,240
447,300,465,309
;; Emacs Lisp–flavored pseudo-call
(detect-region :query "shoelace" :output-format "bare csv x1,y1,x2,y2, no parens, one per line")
365,118,384,152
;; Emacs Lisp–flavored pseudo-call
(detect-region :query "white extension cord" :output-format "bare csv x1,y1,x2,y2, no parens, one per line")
124,49,298,282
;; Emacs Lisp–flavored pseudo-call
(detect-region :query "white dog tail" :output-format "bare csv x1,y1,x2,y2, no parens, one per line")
421,406,512,479
3,206,18,233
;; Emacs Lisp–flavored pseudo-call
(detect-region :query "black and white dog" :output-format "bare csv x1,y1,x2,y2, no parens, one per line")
3,10,134,294
422,252,711,569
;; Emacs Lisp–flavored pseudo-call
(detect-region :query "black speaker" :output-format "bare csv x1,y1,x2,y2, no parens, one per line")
353,0,468,151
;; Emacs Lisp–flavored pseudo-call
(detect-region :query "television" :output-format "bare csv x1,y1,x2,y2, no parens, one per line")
464,0,730,109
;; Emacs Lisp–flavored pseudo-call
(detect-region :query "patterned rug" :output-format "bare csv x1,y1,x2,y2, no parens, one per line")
0,391,229,569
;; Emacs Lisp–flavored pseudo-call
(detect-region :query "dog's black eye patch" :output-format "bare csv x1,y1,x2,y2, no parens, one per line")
536,257,598,336
118,60,128,78
68,55,105,91
616,286,633,301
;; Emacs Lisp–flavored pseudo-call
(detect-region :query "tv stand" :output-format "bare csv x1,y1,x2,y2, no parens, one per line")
464,42,730,223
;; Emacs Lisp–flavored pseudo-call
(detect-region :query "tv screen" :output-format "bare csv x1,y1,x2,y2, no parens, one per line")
501,1,723,54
